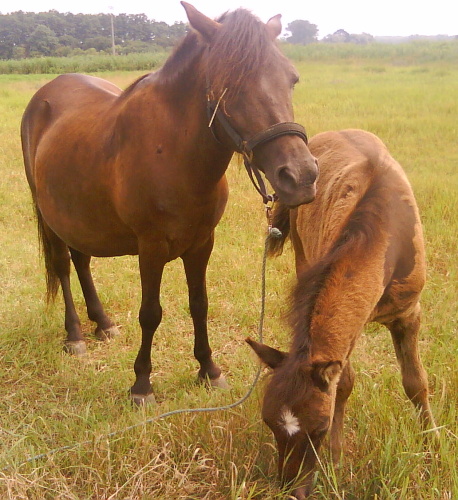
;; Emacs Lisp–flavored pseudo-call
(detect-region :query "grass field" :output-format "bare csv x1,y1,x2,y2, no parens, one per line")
0,57,457,499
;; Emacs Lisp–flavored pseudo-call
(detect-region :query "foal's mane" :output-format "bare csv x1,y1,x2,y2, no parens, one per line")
289,176,386,359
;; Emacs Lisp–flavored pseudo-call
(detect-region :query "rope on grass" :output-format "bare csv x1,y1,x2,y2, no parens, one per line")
3,223,283,469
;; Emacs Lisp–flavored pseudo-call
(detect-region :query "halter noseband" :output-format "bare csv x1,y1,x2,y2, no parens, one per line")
207,99,308,204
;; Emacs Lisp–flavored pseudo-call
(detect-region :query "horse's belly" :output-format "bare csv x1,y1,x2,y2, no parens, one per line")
36,186,139,257
47,212,138,257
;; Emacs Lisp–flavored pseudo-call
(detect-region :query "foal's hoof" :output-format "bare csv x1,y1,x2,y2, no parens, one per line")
130,392,157,406
95,325,121,341
199,373,230,390
64,340,87,356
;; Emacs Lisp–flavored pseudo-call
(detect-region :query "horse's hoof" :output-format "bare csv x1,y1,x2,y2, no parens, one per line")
95,325,120,341
210,374,230,389
64,340,87,356
199,373,230,390
130,392,157,406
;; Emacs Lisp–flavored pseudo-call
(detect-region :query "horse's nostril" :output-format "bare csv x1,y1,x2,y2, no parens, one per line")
277,166,296,193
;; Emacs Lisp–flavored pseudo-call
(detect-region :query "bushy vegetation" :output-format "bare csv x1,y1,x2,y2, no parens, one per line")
1,39,457,75
0,52,168,75
0,56,457,498
282,39,458,64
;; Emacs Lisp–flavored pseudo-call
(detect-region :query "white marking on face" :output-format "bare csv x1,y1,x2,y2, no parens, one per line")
279,407,301,436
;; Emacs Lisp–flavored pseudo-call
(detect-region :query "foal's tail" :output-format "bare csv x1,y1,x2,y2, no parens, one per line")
267,202,291,257
34,202,60,303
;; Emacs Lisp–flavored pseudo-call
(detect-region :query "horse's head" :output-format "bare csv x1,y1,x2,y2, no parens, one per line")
247,338,342,499
182,2,318,207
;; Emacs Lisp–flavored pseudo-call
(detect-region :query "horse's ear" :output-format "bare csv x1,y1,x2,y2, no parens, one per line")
311,361,342,391
181,2,221,42
246,338,287,369
266,14,282,40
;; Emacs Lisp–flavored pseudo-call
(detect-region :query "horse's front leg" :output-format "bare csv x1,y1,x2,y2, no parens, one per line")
130,239,167,405
330,359,355,464
182,234,229,389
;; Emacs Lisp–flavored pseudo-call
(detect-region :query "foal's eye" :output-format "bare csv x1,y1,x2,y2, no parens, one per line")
311,417,330,437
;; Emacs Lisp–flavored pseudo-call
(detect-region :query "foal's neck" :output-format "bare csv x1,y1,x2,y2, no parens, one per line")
300,249,386,364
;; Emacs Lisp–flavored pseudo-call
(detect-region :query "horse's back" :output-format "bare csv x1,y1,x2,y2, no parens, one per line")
293,130,387,261
25,73,121,116
292,129,425,323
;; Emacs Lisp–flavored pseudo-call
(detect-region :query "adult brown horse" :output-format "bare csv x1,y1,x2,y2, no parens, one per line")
248,129,437,499
21,2,318,405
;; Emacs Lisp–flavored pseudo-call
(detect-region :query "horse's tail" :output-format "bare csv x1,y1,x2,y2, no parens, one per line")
267,202,291,257
34,201,60,303
22,97,60,303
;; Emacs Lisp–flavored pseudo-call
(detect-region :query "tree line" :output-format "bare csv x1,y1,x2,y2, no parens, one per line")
0,10,398,61
0,10,188,59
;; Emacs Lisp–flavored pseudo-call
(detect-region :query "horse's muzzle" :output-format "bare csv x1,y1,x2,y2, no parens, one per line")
273,157,318,208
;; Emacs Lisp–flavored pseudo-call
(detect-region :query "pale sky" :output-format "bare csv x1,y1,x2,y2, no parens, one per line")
0,0,456,38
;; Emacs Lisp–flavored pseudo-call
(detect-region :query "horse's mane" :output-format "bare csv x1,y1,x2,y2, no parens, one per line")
288,175,386,359
122,73,151,97
161,9,274,100
120,9,274,102
207,10,274,99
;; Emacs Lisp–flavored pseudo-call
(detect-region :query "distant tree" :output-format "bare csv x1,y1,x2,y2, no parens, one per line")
0,12,33,58
83,36,112,52
27,24,59,56
323,29,350,43
285,20,318,45
349,33,374,44
323,30,374,44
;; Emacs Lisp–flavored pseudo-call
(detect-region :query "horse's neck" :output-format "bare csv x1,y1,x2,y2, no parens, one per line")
118,69,233,189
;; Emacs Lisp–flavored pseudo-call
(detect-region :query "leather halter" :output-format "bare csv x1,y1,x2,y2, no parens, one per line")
207,98,308,204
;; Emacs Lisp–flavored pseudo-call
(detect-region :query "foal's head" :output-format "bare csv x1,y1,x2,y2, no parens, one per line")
247,339,342,499
181,2,318,207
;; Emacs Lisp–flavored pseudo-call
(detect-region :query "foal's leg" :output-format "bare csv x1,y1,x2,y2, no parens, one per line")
386,303,436,430
330,360,355,463
129,239,167,405
69,248,119,340
182,234,228,389
43,228,86,355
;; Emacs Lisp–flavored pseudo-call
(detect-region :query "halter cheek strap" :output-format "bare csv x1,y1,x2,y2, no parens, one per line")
207,99,308,204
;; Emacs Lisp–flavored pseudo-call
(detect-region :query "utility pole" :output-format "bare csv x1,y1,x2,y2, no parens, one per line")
109,6,116,56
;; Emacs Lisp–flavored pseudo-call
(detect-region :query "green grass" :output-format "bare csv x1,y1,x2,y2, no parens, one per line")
0,60,457,499
0,52,169,75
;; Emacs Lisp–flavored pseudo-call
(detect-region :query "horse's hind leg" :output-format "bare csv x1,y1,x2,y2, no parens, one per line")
182,235,228,389
69,249,119,341
41,228,87,355
330,359,355,463
386,303,436,430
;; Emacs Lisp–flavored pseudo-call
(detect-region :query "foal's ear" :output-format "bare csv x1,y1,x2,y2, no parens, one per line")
181,2,221,42
311,361,342,391
266,14,282,40
246,338,287,369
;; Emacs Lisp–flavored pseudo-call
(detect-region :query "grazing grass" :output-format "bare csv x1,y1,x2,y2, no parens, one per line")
0,59,457,499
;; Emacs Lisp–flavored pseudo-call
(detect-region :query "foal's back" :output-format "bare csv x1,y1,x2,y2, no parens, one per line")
290,129,425,325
